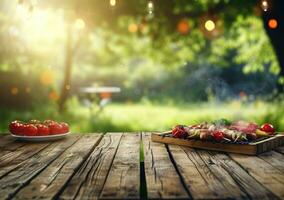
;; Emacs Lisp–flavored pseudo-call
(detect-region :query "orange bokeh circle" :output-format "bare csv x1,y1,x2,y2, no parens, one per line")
177,19,189,35
268,19,278,29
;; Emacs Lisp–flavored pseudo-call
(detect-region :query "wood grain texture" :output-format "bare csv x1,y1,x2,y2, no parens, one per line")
60,133,123,200
0,133,283,200
230,153,284,199
0,135,14,147
169,145,248,199
0,141,50,178
0,136,80,199
204,151,278,200
12,135,102,200
0,135,25,151
99,133,140,200
258,150,284,173
143,133,189,200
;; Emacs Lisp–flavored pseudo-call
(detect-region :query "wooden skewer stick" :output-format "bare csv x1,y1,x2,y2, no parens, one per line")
159,131,172,137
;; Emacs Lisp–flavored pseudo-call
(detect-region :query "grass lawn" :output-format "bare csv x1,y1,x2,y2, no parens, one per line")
1,100,283,133
87,101,283,132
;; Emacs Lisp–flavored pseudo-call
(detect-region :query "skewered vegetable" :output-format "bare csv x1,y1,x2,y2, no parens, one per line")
172,125,188,138
255,129,270,137
260,123,275,134
171,119,277,143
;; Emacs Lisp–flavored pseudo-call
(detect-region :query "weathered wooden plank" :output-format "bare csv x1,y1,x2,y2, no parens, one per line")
168,145,246,199
0,135,11,146
258,150,284,173
275,145,284,154
143,133,189,200
199,150,276,199
99,133,140,200
60,133,123,200
0,135,25,151
13,135,102,200
0,135,12,146
0,136,80,199
230,153,284,199
0,142,50,178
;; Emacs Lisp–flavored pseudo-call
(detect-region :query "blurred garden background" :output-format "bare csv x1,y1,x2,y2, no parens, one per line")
0,0,284,133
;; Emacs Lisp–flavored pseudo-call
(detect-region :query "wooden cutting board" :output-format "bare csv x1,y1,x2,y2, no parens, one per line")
151,132,284,155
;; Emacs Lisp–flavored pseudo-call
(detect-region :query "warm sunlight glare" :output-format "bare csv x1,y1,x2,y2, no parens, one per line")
14,3,66,56
74,18,86,30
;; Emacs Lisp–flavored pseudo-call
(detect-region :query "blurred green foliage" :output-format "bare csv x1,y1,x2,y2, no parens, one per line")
0,97,284,133
0,0,283,132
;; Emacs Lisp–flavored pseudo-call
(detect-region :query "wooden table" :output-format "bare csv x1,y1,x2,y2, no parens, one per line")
0,133,284,200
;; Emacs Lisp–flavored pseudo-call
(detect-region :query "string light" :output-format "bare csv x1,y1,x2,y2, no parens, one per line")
147,1,154,15
261,0,269,12
268,18,278,29
110,0,116,7
148,1,153,9
204,20,215,31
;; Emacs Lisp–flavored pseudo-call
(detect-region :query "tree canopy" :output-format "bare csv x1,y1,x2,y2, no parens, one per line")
0,0,282,108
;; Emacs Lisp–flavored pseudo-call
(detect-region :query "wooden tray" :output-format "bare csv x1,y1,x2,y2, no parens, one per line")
151,132,284,155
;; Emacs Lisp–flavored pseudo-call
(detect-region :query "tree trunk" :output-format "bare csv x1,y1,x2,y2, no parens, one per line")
262,0,284,93
59,23,73,112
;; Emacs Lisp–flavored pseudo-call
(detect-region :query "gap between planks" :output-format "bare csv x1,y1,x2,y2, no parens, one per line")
142,132,190,200
99,133,141,200
229,151,284,199
59,133,124,200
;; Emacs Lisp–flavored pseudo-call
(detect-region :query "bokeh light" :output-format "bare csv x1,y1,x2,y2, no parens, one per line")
147,1,154,15
177,19,189,35
74,18,85,30
40,70,54,85
128,23,138,33
261,0,269,12
49,90,59,101
205,20,215,31
268,18,278,29
11,87,19,95
110,0,116,7
148,1,153,9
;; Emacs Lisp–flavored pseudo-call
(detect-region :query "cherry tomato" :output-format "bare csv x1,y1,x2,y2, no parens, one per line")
212,131,224,142
172,125,188,138
9,121,23,135
260,123,275,134
60,122,69,133
23,124,37,136
49,123,63,135
36,124,50,136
